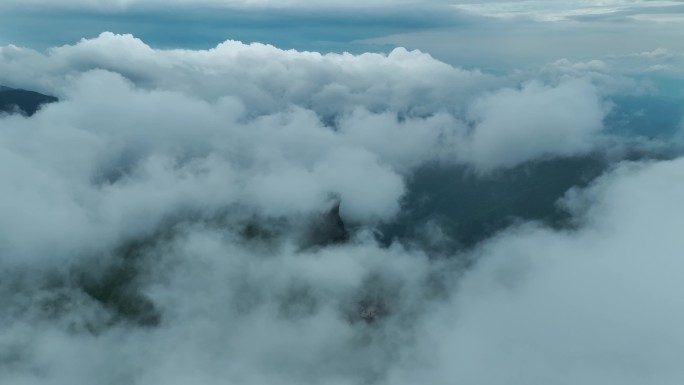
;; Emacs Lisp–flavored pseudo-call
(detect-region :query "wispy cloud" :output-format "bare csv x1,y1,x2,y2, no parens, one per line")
451,0,684,22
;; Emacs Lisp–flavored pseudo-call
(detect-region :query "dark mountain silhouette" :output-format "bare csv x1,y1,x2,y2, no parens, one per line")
0,86,58,116
302,201,350,248
379,155,609,255
379,148,674,256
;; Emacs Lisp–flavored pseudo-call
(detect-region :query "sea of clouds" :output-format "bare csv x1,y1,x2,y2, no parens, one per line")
1,32,684,384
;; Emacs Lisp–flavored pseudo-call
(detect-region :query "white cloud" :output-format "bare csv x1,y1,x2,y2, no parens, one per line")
451,0,684,22
387,158,684,384
1,32,683,385
0,33,617,173
0,33,492,116
0,34,631,269
464,79,607,170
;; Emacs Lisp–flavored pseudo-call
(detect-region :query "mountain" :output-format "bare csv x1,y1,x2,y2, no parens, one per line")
0,86,58,116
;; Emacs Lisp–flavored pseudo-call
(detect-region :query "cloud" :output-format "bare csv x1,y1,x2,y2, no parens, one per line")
0,33,492,115
1,33,683,385
360,2,684,70
0,33,615,172
0,67,411,268
0,33,646,267
387,157,684,384
0,0,454,11
537,58,657,96
464,79,606,170
607,48,684,77
451,0,684,22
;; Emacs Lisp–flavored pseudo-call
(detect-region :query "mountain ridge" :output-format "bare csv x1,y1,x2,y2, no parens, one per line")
0,86,58,116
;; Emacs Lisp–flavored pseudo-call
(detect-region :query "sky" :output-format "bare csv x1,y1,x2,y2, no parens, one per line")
1,0,683,69
2,1,684,385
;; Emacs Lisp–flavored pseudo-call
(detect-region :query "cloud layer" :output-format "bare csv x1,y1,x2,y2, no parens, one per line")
1,33,684,385
0,0,453,10
451,0,684,22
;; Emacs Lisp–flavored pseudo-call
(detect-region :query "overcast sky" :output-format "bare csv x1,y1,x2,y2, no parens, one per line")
1,0,683,71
